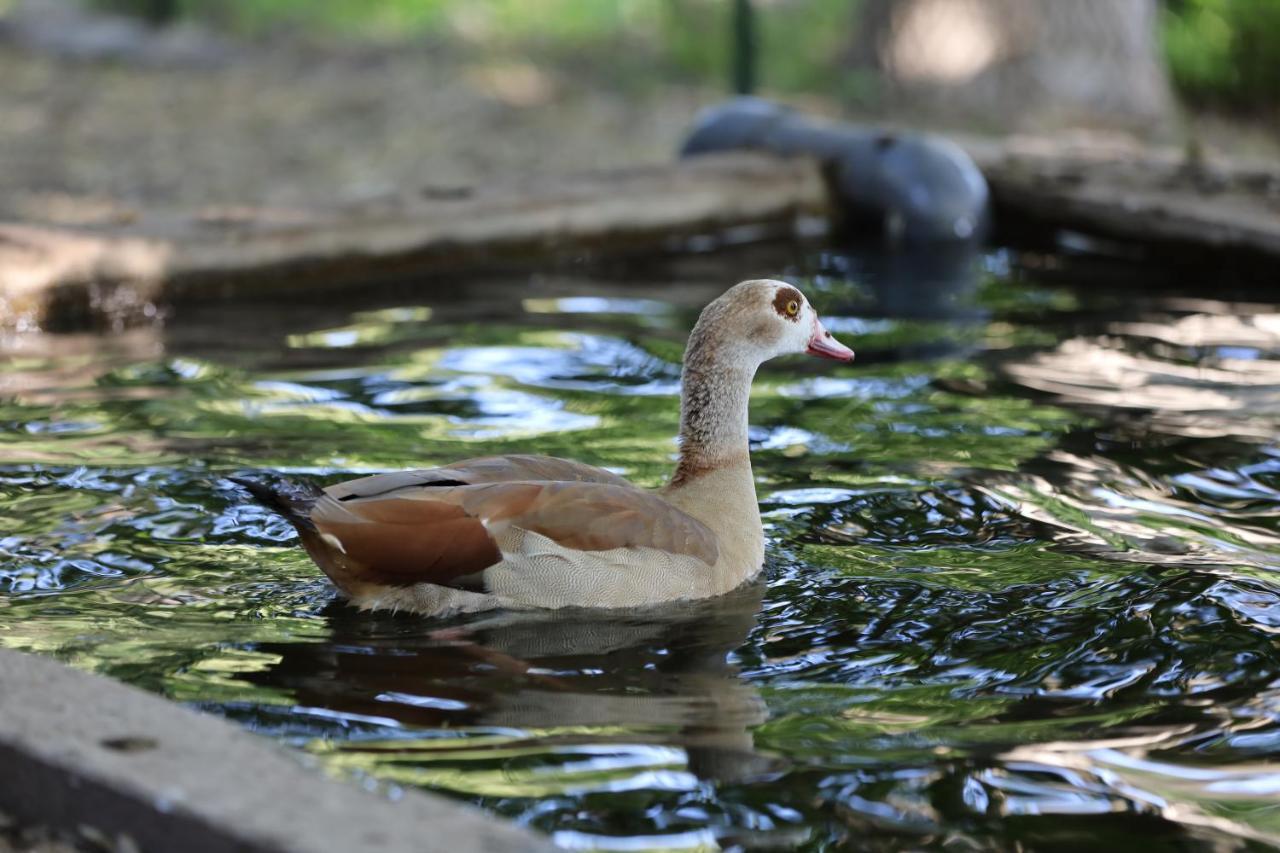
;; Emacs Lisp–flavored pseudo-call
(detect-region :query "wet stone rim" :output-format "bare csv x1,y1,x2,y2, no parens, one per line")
0,648,553,853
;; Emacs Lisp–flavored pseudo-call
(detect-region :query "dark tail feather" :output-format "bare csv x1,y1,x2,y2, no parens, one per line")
228,475,324,531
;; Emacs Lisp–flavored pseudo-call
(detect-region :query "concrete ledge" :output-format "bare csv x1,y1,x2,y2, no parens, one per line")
964,135,1280,262
0,153,829,331
0,648,554,853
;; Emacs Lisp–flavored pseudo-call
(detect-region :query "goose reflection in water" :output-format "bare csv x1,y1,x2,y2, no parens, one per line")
243,583,781,788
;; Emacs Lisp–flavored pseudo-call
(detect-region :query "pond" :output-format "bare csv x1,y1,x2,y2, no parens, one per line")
2,240,1279,850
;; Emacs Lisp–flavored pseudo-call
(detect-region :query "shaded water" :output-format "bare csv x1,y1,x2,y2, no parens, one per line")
3,243,1280,850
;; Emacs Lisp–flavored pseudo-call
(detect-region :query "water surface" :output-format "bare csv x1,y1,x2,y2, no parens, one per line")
2,243,1279,851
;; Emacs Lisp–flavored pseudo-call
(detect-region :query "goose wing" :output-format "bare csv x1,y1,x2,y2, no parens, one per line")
309,456,718,590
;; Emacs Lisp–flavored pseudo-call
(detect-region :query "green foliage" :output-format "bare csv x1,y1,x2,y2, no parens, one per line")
657,0,858,93
78,0,1280,113
1162,0,1280,111
92,0,453,36
84,0,859,93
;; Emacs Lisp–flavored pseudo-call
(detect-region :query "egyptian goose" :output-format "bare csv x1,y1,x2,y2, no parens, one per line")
233,279,854,615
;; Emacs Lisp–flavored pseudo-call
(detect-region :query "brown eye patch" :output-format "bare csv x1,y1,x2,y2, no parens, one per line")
771,286,804,322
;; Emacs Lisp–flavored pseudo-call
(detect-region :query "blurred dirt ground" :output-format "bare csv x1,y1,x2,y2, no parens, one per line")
0,0,1274,230
0,2,712,224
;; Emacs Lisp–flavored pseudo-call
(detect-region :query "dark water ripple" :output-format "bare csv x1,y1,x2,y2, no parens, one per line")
2,250,1280,850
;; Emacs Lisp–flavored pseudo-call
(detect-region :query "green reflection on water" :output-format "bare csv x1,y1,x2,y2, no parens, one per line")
3,251,1280,850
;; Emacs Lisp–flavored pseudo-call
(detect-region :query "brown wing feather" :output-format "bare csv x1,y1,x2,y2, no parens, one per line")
308,468,719,590
326,454,631,503
456,481,719,564
309,494,501,584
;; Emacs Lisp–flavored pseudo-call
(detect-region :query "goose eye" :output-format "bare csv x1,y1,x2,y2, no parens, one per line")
785,300,800,316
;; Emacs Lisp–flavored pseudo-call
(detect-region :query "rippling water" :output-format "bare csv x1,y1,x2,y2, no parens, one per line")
2,243,1279,850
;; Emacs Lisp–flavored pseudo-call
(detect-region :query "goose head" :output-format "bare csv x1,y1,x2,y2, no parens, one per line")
685,278,855,369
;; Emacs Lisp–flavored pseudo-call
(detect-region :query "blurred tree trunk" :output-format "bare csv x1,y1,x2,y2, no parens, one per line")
848,0,1174,136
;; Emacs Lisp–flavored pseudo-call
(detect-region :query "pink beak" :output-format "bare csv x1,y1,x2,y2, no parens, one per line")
806,317,855,362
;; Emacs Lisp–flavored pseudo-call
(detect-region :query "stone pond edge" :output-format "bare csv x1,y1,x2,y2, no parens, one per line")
0,647,556,853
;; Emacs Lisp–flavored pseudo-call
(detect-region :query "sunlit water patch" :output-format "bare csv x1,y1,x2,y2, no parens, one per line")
2,249,1280,850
